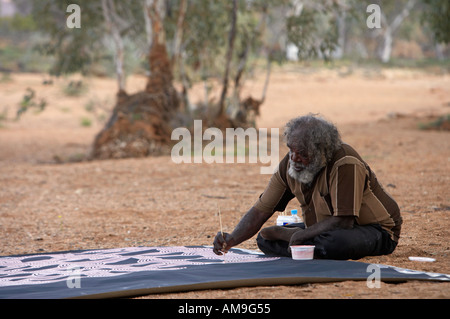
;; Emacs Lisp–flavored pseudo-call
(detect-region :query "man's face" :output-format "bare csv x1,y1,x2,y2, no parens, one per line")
287,144,310,172
286,141,325,185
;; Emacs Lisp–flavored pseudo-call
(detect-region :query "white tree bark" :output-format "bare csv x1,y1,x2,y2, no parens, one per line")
143,1,153,52
378,0,416,63
334,8,347,59
144,0,166,46
101,0,126,92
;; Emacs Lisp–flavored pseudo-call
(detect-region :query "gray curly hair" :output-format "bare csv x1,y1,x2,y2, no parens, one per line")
284,114,342,184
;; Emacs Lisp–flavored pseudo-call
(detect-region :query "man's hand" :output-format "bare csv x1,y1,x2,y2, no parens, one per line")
213,232,235,255
288,228,306,246
211,206,273,255
288,216,355,249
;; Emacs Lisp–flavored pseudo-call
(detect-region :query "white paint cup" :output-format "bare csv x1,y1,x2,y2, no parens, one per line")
290,245,315,260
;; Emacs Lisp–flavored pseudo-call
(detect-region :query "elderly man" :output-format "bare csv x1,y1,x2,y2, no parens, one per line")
213,114,402,260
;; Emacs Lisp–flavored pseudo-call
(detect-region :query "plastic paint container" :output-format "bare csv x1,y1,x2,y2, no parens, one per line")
276,215,297,226
290,245,315,260
276,209,302,226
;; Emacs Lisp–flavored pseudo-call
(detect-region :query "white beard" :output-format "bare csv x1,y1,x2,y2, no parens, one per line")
288,164,316,184
288,155,326,185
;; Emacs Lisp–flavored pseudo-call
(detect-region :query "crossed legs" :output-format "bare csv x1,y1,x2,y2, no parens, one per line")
259,225,301,242
256,223,397,260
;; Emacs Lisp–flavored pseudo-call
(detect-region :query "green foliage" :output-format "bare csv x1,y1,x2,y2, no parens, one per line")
30,1,145,77
287,7,338,62
421,0,450,43
16,88,47,119
10,0,447,96
0,14,37,32
80,117,92,127
31,1,106,76
19,0,370,85
418,114,450,131
171,0,231,80
62,80,88,96
9,14,36,31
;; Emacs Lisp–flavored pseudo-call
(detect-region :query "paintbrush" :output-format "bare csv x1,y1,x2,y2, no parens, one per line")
219,206,223,236
217,204,227,257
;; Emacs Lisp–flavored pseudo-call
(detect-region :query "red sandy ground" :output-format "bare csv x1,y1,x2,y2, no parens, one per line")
0,66,449,298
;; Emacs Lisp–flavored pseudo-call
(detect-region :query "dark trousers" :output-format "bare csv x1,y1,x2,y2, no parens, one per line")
256,223,397,260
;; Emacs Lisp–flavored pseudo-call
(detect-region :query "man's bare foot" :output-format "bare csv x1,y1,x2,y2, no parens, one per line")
260,226,301,242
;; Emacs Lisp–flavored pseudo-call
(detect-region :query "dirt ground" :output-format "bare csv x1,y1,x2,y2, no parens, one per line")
0,66,449,299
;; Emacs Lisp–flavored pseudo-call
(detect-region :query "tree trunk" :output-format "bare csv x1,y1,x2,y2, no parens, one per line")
380,27,393,63
101,0,126,93
144,0,178,113
334,9,347,59
217,0,238,118
172,0,187,68
91,0,180,160
378,0,416,63
172,0,189,111
143,2,153,52
261,57,272,104
230,3,269,128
